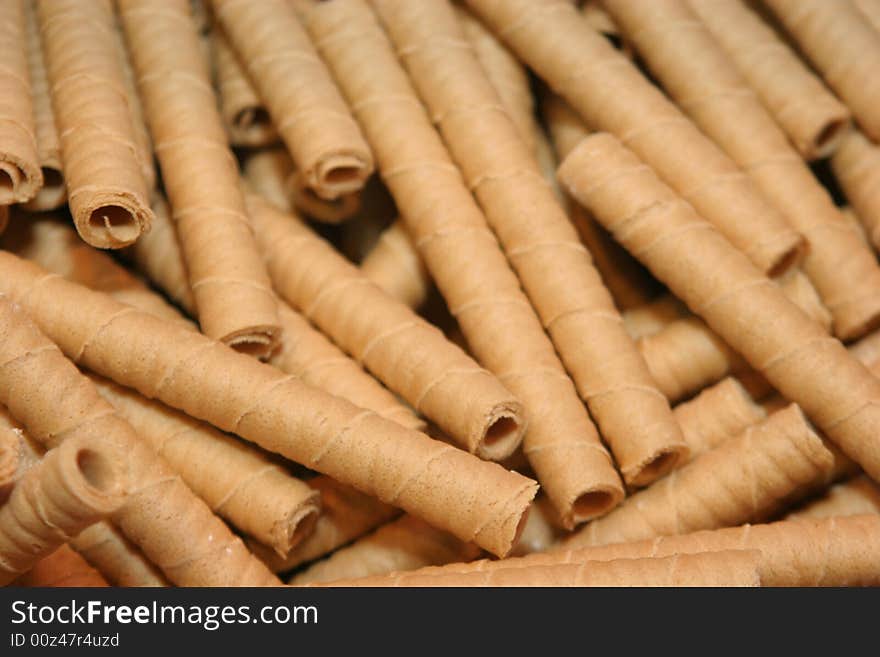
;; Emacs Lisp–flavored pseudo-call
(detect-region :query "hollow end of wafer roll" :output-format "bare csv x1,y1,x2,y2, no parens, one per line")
231,106,275,145
222,324,281,359
61,440,125,515
22,166,66,212
311,153,373,202
0,157,42,206
287,171,362,224
564,484,624,528
75,197,152,250
279,502,322,556
808,115,852,160
477,406,526,462
625,446,687,489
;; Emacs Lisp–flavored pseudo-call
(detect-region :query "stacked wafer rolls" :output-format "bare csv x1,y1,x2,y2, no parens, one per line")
36,0,153,248
0,434,126,585
373,0,687,488
247,194,523,459
605,0,880,340
0,0,41,206
306,0,624,527
119,0,280,356
211,0,373,200
559,133,880,483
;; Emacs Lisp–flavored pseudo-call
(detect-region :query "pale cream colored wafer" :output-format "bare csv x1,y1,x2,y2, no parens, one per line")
606,0,880,340
689,0,850,160
307,0,623,525
290,515,481,585
465,0,803,276
71,523,169,587
0,294,281,586
0,434,125,585
559,132,880,481
0,253,538,558
119,0,280,356
15,545,110,587
762,0,880,142
37,0,153,248
248,194,523,460
211,0,373,199
309,550,761,587
210,26,277,148
0,0,41,205
21,0,64,211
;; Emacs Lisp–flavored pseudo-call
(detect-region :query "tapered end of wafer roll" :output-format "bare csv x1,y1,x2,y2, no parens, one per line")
73,194,153,250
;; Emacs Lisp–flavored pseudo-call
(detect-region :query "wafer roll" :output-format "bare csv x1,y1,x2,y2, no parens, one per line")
606,0,880,340
0,295,281,586
211,0,372,199
832,129,880,251
689,0,850,160
290,515,481,585
71,523,168,587
465,0,803,276
307,0,623,525
623,296,688,339
248,194,523,459
511,495,565,556
787,475,880,520
16,545,109,587
856,0,880,31
375,0,687,487
0,253,538,558
241,147,295,211
0,0,41,205
92,375,321,556
0,435,125,585
361,219,432,309
249,476,400,573
119,0,280,356
311,550,761,587
559,133,880,482
762,0,880,141
21,0,64,211
564,405,833,549
37,0,152,248
210,27,277,148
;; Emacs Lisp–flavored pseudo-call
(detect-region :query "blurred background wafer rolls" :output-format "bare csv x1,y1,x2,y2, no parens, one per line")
466,0,804,277
71,523,168,587
559,133,880,483
360,219,432,310
0,0,42,206
15,545,110,588
211,0,373,200
605,0,880,340
36,0,153,248
119,0,280,357
785,475,880,520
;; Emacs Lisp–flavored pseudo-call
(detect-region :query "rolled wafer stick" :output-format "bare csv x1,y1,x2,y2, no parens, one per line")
287,169,363,224
36,0,153,248
855,0,880,31
249,476,400,573
0,434,126,585
673,377,767,464
360,219,432,309
786,475,880,520
91,375,322,557
622,295,688,340
290,515,481,585
832,130,880,251
762,0,880,142
247,194,524,460
465,0,803,277
119,0,280,357
561,405,833,549
309,550,762,587
559,132,880,481
210,27,277,148
511,495,565,556
241,147,295,211
375,0,687,488
416,515,880,587
307,0,623,525
21,0,64,211
211,0,373,199
606,0,880,341
0,0,41,205
123,195,423,430
0,295,281,586
71,522,168,587
455,3,537,155
1,213,191,329
0,254,538,558
542,91,659,311
16,545,109,587
687,0,850,161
